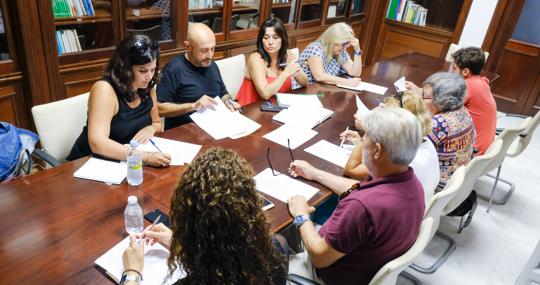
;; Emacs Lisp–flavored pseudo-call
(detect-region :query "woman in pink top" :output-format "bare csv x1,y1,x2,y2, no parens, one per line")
236,17,308,106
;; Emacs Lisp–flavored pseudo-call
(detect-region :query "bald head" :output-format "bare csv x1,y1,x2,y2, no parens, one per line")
185,23,216,67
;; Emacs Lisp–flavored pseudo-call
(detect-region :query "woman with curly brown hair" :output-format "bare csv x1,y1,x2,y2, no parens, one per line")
122,148,287,285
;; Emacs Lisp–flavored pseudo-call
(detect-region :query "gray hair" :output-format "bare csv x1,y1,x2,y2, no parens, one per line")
423,72,466,112
363,106,423,165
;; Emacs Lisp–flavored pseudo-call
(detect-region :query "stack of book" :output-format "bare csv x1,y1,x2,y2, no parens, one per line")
272,0,291,3
56,29,83,55
52,0,95,18
386,0,427,26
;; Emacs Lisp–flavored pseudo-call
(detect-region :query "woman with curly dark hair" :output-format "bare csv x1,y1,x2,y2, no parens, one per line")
122,148,287,285
67,33,171,167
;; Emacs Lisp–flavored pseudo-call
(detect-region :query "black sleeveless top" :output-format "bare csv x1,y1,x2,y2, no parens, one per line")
66,77,153,161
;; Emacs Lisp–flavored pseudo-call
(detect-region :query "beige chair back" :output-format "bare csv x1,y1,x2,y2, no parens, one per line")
215,54,246,99
369,218,434,285
507,111,540,157
31,93,89,163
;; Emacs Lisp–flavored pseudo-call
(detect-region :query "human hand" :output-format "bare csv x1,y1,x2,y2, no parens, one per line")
122,234,144,273
284,62,301,77
223,97,242,112
287,195,315,217
349,38,360,52
405,81,422,96
353,113,364,131
340,130,361,145
289,160,318,180
144,151,171,167
139,223,173,247
193,95,217,111
343,77,362,87
132,126,155,144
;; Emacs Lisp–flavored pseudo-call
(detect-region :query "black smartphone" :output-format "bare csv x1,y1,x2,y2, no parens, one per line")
144,208,171,228
260,101,284,112
259,193,275,211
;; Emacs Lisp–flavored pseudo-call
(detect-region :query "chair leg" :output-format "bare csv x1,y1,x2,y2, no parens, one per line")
410,231,456,274
485,174,515,205
400,271,422,285
458,198,477,233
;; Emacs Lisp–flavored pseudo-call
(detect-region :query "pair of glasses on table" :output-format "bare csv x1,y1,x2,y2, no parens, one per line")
266,139,295,176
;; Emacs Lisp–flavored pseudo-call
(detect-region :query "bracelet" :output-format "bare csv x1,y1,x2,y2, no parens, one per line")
123,269,143,280
353,50,362,56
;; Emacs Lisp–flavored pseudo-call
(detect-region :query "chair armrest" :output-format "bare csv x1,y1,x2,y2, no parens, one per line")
287,274,321,285
500,113,528,119
32,149,61,168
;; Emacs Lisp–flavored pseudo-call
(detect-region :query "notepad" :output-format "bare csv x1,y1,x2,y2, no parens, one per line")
272,104,334,129
337,82,388,95
263,123,318,150
137,137,202,166
190,98,261,140
95,236,185,285
304,140,351,168
73,157,126,184
276,93,323,108
254,168,319,203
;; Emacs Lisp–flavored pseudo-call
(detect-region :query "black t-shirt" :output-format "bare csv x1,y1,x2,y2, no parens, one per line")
157,54,228,130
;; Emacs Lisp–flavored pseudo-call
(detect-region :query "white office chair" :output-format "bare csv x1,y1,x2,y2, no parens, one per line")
499,110,540,158
368,218,434,285
478,117,531,212
215,54,246,99
516,240,540,285
31,92,89,166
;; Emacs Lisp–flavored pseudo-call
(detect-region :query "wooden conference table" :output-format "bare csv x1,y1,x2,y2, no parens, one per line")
0,53,480,284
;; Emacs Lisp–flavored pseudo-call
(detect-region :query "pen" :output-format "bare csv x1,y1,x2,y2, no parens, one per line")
227,98,244,114
149,138,162,152
278,62,287,67
339,126,349,148
141,214,161,244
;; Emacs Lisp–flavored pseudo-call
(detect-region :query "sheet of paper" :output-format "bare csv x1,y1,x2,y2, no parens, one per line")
95,236,185,285
276,93,323,108
337,82,388,95
263,123,318,150
254,168,319,203
394,76,407,93
73,157,126,185
304,140,351,168
272,105,334,129
137,137,202,166
356,95,371,119
190,98,261,140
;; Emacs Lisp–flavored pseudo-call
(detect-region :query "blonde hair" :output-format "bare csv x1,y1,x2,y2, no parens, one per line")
384,91,433,137
318,22,355,64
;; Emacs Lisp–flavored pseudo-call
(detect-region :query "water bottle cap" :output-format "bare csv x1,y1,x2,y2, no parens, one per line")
127,196,138,204
130,140,140,148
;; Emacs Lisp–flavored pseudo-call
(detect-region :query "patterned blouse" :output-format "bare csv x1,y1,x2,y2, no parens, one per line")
292,40,351,89
428,107,476,187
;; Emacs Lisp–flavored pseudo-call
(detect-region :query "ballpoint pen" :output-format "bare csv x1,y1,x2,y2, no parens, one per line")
141,214,161,244
339,127,349,148
227,98,244,114
149,138,162,152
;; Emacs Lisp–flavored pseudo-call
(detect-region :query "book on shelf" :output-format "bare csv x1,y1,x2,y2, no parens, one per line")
52,0,95,18
386,0,427,26
56,29,83,55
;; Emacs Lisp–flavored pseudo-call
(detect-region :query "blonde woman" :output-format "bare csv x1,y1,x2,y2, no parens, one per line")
342,91,440,204
293,22,363,88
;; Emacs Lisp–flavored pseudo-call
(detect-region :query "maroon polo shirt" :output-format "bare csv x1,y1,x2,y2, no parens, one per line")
317,168,425,285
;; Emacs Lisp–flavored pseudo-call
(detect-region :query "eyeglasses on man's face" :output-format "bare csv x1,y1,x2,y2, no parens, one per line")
266,139,295,176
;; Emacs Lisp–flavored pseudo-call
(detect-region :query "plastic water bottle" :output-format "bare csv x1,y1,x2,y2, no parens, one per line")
124,195,144,234
126,140,143,186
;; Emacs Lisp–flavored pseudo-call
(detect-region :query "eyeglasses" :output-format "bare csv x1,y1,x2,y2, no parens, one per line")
393,92,404,108
421,89,432,100
267,139,295,176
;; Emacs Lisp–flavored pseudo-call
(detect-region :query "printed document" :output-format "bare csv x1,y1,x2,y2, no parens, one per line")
137,137,202,166
394,76,407,93
272,104,334,129
356,94,371,119
190,98,261,140
73,157,126,184
337,82,388,95
254,168,319,203
276,93,323,108
304,140,350,168
263,123,318,150
95,236,185,285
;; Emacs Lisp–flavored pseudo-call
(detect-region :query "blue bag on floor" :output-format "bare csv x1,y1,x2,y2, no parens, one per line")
0,122,39,181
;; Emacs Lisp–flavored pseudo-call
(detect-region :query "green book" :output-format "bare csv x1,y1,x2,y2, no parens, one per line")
386,0,399,20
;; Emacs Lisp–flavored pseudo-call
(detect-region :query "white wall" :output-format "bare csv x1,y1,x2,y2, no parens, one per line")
458,0,498,48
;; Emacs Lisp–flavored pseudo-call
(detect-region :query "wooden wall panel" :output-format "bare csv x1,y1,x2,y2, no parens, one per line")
0,80,29,129
380,26,449,60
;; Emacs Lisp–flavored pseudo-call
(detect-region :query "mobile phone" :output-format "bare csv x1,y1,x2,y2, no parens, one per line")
144,208,171,228
259,193,275,211
260,101,284,112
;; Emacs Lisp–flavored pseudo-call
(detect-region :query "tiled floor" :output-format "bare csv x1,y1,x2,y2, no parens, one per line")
402,115,540,285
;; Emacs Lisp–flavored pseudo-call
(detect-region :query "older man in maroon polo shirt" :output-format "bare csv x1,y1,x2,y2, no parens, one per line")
287,106,425,285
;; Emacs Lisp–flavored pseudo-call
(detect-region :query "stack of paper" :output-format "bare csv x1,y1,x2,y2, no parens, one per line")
254,168,319,203
73,157,126,184
304,140,351,168
190,98,261,140
95,236,185,285
137,137,202,166
356,95,371,119
272,104,334,129
263,123,318,150
276,93,323,108
337,81,388,95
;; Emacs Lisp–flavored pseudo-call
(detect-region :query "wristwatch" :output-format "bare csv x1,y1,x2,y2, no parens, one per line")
120,272,142,285
353,49,362,56
293,215,310,229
